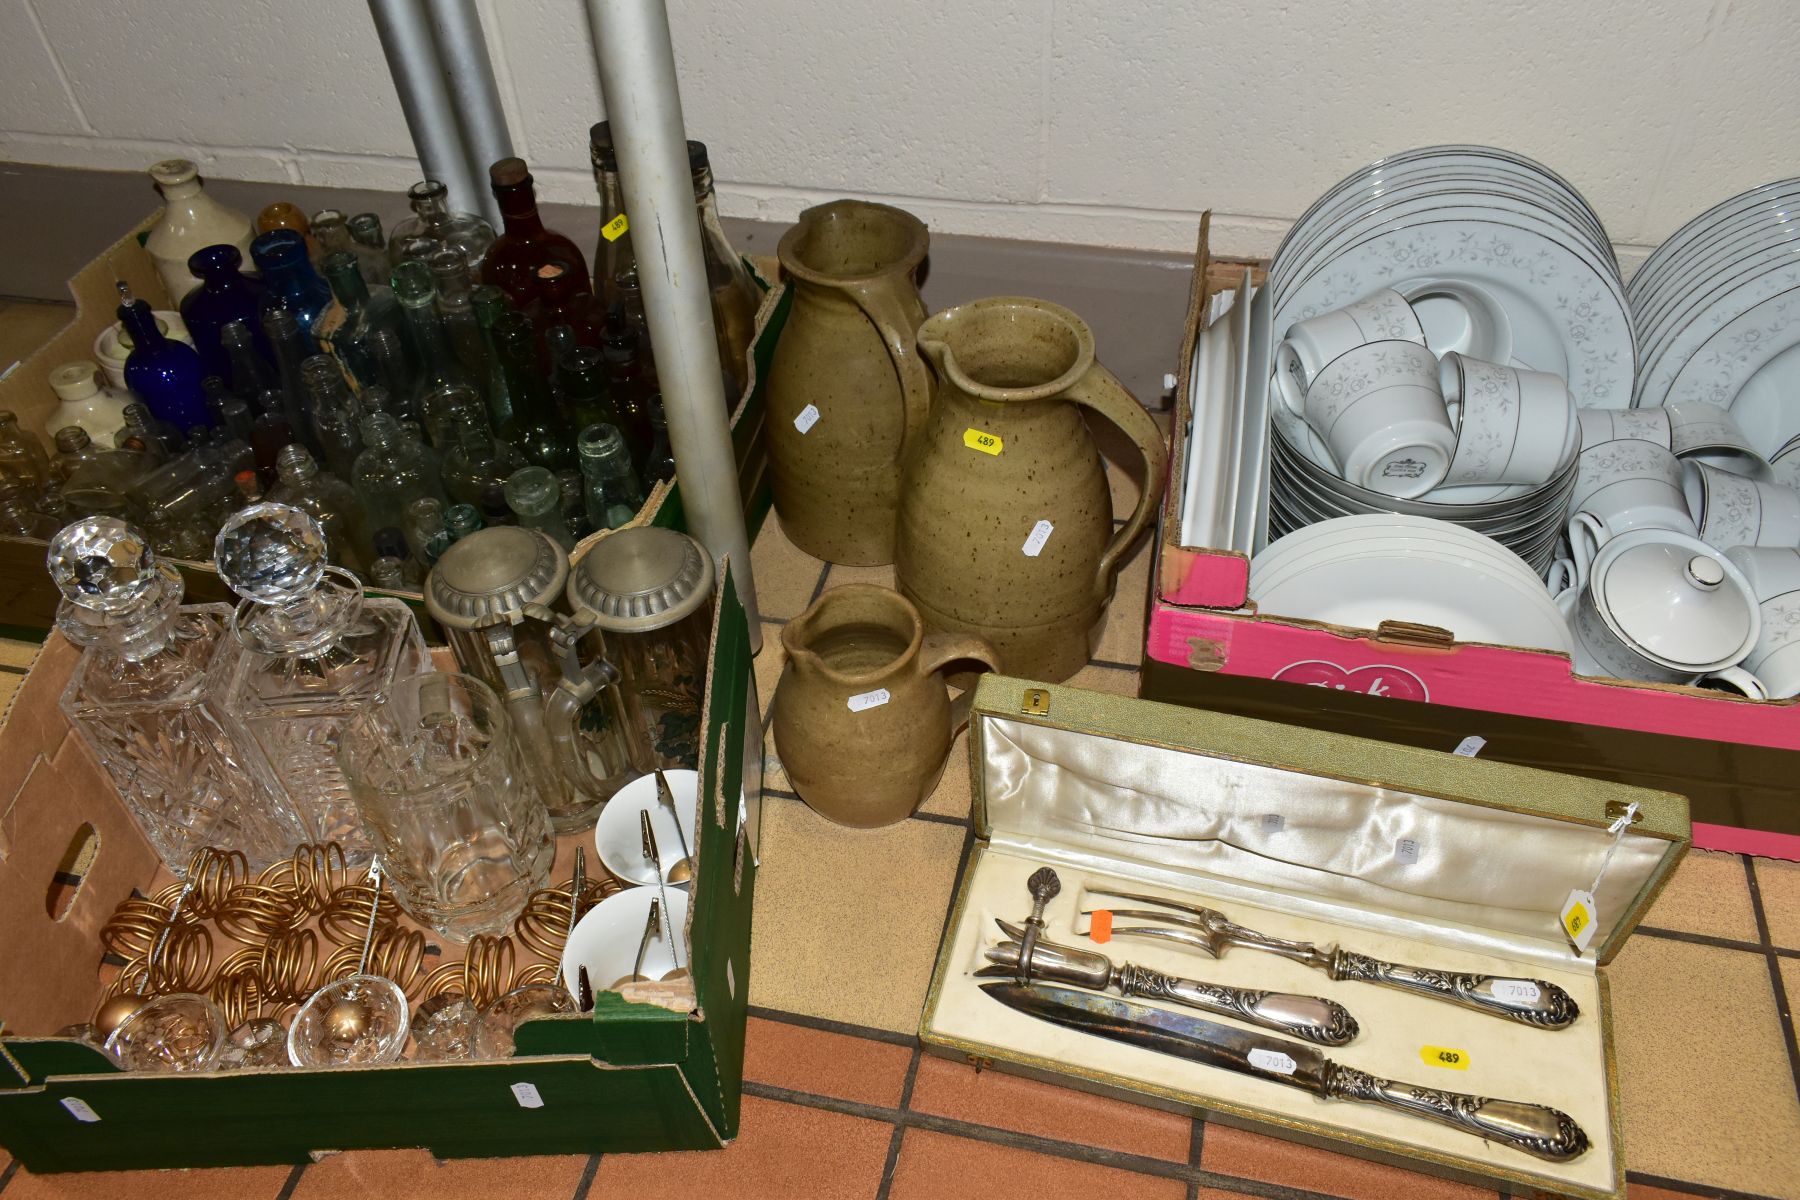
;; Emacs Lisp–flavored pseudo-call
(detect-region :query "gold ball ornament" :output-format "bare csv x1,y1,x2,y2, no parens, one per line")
94,993,146,1040
323,997,371,1042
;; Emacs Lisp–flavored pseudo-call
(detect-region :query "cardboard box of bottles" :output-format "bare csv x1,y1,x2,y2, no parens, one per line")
923,674,1689,1200
1139,217,1800,861
0,215,784,638
0,546,765,1171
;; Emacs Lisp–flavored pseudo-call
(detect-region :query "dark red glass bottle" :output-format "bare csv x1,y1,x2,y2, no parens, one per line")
530,259,604,350
484,158,591,309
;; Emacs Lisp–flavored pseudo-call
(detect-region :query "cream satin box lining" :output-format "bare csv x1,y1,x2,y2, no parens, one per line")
920,676,1688,1200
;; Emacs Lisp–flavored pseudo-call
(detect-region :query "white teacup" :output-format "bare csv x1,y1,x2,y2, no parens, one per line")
1274,288,1426,416
1439,353,1576,488
1681,460,1800,551
1576,407,1671,452
1772,436,1800,491
1557,529,1763,695
1300,339,1453,498
1724,546,1800,698
1667,402,1771,480
1567,440,1696,567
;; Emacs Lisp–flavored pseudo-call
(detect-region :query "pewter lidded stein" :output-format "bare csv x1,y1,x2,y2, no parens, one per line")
425,525,635,833
213,503,430,862
48,517,298,872
561,526,715,771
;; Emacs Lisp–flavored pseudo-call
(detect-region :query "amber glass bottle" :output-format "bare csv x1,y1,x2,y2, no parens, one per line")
484,158,590,310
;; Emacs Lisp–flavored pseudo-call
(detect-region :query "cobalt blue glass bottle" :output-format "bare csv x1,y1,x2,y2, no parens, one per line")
119,299,212,431
180,244,271,380
251,229,332,355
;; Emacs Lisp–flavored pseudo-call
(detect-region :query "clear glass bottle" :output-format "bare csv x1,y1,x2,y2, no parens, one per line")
403,496,447,567
302,356,365,483
472,285,516,434
114,402,180,463
48,517,299,870
557,468,590,542
0,410,51,498
366,329,421,424
600,319,655,462
372,526,416,584
51,427,146,520
319,251,403,389
485,158,589,309
430,249,490,382
369,555,407,590
387,180,495,273
503,465,575,550
391,260,484,449
213,503,430,860
0,482,58,538
311,209,352,261
145,160,255,303
45,362,132,445
267,443,366,574
493,310,574,471
442,422,527,508
588,123,634,308
220,319,275,402
354,412,446,542
577,423,645,531
249,388,297,485
558,345,618,434
261,306,315,452
235,469,263,506
347,213,389,286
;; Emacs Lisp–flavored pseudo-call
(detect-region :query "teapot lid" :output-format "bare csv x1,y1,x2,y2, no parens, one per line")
566,527,713,633
1592,529,1759,670
425,525,568,630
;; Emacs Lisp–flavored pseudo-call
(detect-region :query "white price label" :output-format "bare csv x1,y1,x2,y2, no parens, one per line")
1394,837,1420,865
1560,889,1598,952
1493,980,1542,1003
1452,736,1486,756
60,1096,101,1123
1247,1048,1297,1075
511,1081,545,1109
1022,520,1054,557
847,688,891,713
793,404,821,434
1261,813,1285,833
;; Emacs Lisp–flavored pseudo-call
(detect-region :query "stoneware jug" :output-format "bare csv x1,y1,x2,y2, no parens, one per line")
774,585,996,828
897,297,1169,682
767,200,931,565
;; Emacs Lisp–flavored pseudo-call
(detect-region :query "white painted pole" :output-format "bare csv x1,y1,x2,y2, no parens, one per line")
426,0,512,227
584,0,762,648
368,0,486,220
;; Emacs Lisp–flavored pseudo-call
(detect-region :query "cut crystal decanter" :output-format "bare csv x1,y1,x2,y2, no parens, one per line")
48,517,299,872
212,502,429,862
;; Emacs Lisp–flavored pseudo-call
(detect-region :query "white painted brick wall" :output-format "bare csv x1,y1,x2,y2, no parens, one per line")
1,0,1794,261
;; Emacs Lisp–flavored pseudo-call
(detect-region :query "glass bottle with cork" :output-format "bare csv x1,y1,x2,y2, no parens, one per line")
485,157,590,309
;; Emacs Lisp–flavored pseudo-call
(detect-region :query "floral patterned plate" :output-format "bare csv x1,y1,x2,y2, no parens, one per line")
1274,216,1636,409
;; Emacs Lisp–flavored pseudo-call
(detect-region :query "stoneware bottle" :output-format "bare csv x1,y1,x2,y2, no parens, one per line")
766,200,931,565
774,585,996,828
896,297,1168,682
144,159,255,303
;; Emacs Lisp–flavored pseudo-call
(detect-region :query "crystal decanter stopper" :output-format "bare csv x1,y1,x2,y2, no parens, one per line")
213,503,430,861
48,517,299,871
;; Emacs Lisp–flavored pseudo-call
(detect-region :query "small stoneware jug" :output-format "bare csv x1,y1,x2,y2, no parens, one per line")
767,201,931,565
896,297,1168,682
774,585,996,828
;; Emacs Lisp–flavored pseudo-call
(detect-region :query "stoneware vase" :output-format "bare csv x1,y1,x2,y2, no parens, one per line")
896,296,1169,682
767,200,931,565
774,585,996,828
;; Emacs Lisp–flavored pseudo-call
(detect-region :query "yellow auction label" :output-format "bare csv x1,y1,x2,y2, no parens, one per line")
963,428,1003,455
602,213,630,242
1421,1045,1470,1070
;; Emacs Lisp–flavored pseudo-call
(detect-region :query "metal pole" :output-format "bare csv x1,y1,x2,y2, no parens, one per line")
585,0,762,647
367,0,486,221
426,0,512,227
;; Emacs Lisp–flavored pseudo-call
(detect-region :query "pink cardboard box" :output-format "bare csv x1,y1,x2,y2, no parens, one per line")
1141,221,1800,861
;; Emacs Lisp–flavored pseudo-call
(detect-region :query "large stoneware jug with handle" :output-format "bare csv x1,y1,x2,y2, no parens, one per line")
774,585,996,828
896,297,1168,682
767,201,931,565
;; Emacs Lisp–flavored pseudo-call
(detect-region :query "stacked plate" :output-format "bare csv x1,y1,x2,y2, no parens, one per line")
1628,179,1800,458
1269,145,1637,409
1249,515,1572,654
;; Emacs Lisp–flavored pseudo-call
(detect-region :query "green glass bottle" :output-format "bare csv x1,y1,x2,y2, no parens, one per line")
577,422,645,531
319,251,404,388
472,285,516,434
391,261,485,452
556,345,619,433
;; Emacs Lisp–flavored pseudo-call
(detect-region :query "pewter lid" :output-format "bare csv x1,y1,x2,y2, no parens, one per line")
425,525,568,630
213,502,327,604
566,526,713,633
47,516,160,613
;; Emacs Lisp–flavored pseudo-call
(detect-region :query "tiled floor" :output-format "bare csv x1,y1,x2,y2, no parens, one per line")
5,450,1800,1199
